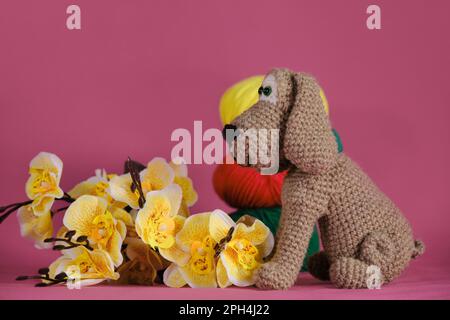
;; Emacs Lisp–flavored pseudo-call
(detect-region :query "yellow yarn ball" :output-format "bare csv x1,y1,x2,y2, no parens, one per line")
320,88,329,115
219,75,329,125
220,75,264,126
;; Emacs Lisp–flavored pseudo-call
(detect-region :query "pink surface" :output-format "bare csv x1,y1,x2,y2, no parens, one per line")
1,264,449,300
0,0,449,299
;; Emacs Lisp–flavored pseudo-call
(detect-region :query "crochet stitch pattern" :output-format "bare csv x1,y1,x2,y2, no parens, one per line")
229,68,424,289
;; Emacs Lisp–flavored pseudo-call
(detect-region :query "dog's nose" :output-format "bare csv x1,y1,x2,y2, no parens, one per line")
222,124,238,140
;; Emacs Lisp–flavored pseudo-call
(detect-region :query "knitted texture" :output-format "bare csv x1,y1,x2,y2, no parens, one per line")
230,68,423,289
307,251,330,281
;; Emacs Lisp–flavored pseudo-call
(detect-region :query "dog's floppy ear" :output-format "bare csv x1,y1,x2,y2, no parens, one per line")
283,73,338,174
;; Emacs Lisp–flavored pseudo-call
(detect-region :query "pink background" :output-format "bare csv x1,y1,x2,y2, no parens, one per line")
0,0,449,298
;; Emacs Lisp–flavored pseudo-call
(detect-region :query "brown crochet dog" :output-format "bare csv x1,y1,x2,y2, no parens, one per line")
225,68,424,289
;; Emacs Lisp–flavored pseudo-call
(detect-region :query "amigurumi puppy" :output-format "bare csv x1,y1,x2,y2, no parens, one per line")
224,68,424,289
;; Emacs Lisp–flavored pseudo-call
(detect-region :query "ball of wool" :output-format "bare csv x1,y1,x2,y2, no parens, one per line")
219,75,264,126
213,160,287,208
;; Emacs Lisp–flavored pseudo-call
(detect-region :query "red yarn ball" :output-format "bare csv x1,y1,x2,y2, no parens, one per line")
213,162,287,209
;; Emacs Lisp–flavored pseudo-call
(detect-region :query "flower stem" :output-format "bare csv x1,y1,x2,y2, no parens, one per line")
50,205,70,218
1,191,74,224
16,269,68,287
0,202,30,224
62,193,76,203
0,193,74,224
45,236,93,251
0,200,32,213
57,206,70,212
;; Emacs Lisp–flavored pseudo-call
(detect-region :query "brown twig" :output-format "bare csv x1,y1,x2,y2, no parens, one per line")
127,157,145,208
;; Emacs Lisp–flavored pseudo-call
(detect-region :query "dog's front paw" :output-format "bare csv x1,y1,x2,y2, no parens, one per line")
255,262,295,290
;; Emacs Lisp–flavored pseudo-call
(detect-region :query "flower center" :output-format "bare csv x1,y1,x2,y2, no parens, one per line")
90,211,114,245
93,181,113,203
70,252,94,275
145,198,175,249
94,181,108,197
230,239,259,271
142,177,162,194
77,260,91,273
141,174,165,194
147,217,175,248
30,169,57,195
190,237,215,275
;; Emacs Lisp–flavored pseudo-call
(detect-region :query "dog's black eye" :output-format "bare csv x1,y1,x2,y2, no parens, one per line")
258,87,263,95
262,86,272,96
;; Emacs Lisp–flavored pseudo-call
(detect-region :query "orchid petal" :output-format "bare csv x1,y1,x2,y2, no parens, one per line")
163,264,187,288
209,209,235,243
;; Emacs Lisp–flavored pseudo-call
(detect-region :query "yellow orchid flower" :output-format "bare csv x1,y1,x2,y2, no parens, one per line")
69,169,109,199
63,195,126,266
16,205,53,249
170,158,198,217
68,169,125,208
56,207,131,246
25,152,64,216
109,157,174,209
48,246,119,287
163,212,217,288
134,184,183,250
210,209,274,287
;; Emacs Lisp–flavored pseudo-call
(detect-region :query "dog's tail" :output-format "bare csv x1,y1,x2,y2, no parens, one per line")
411,240,425,259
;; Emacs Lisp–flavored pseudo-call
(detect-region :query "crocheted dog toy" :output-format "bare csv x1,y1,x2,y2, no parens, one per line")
225,68,424,289
216,75,323,271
